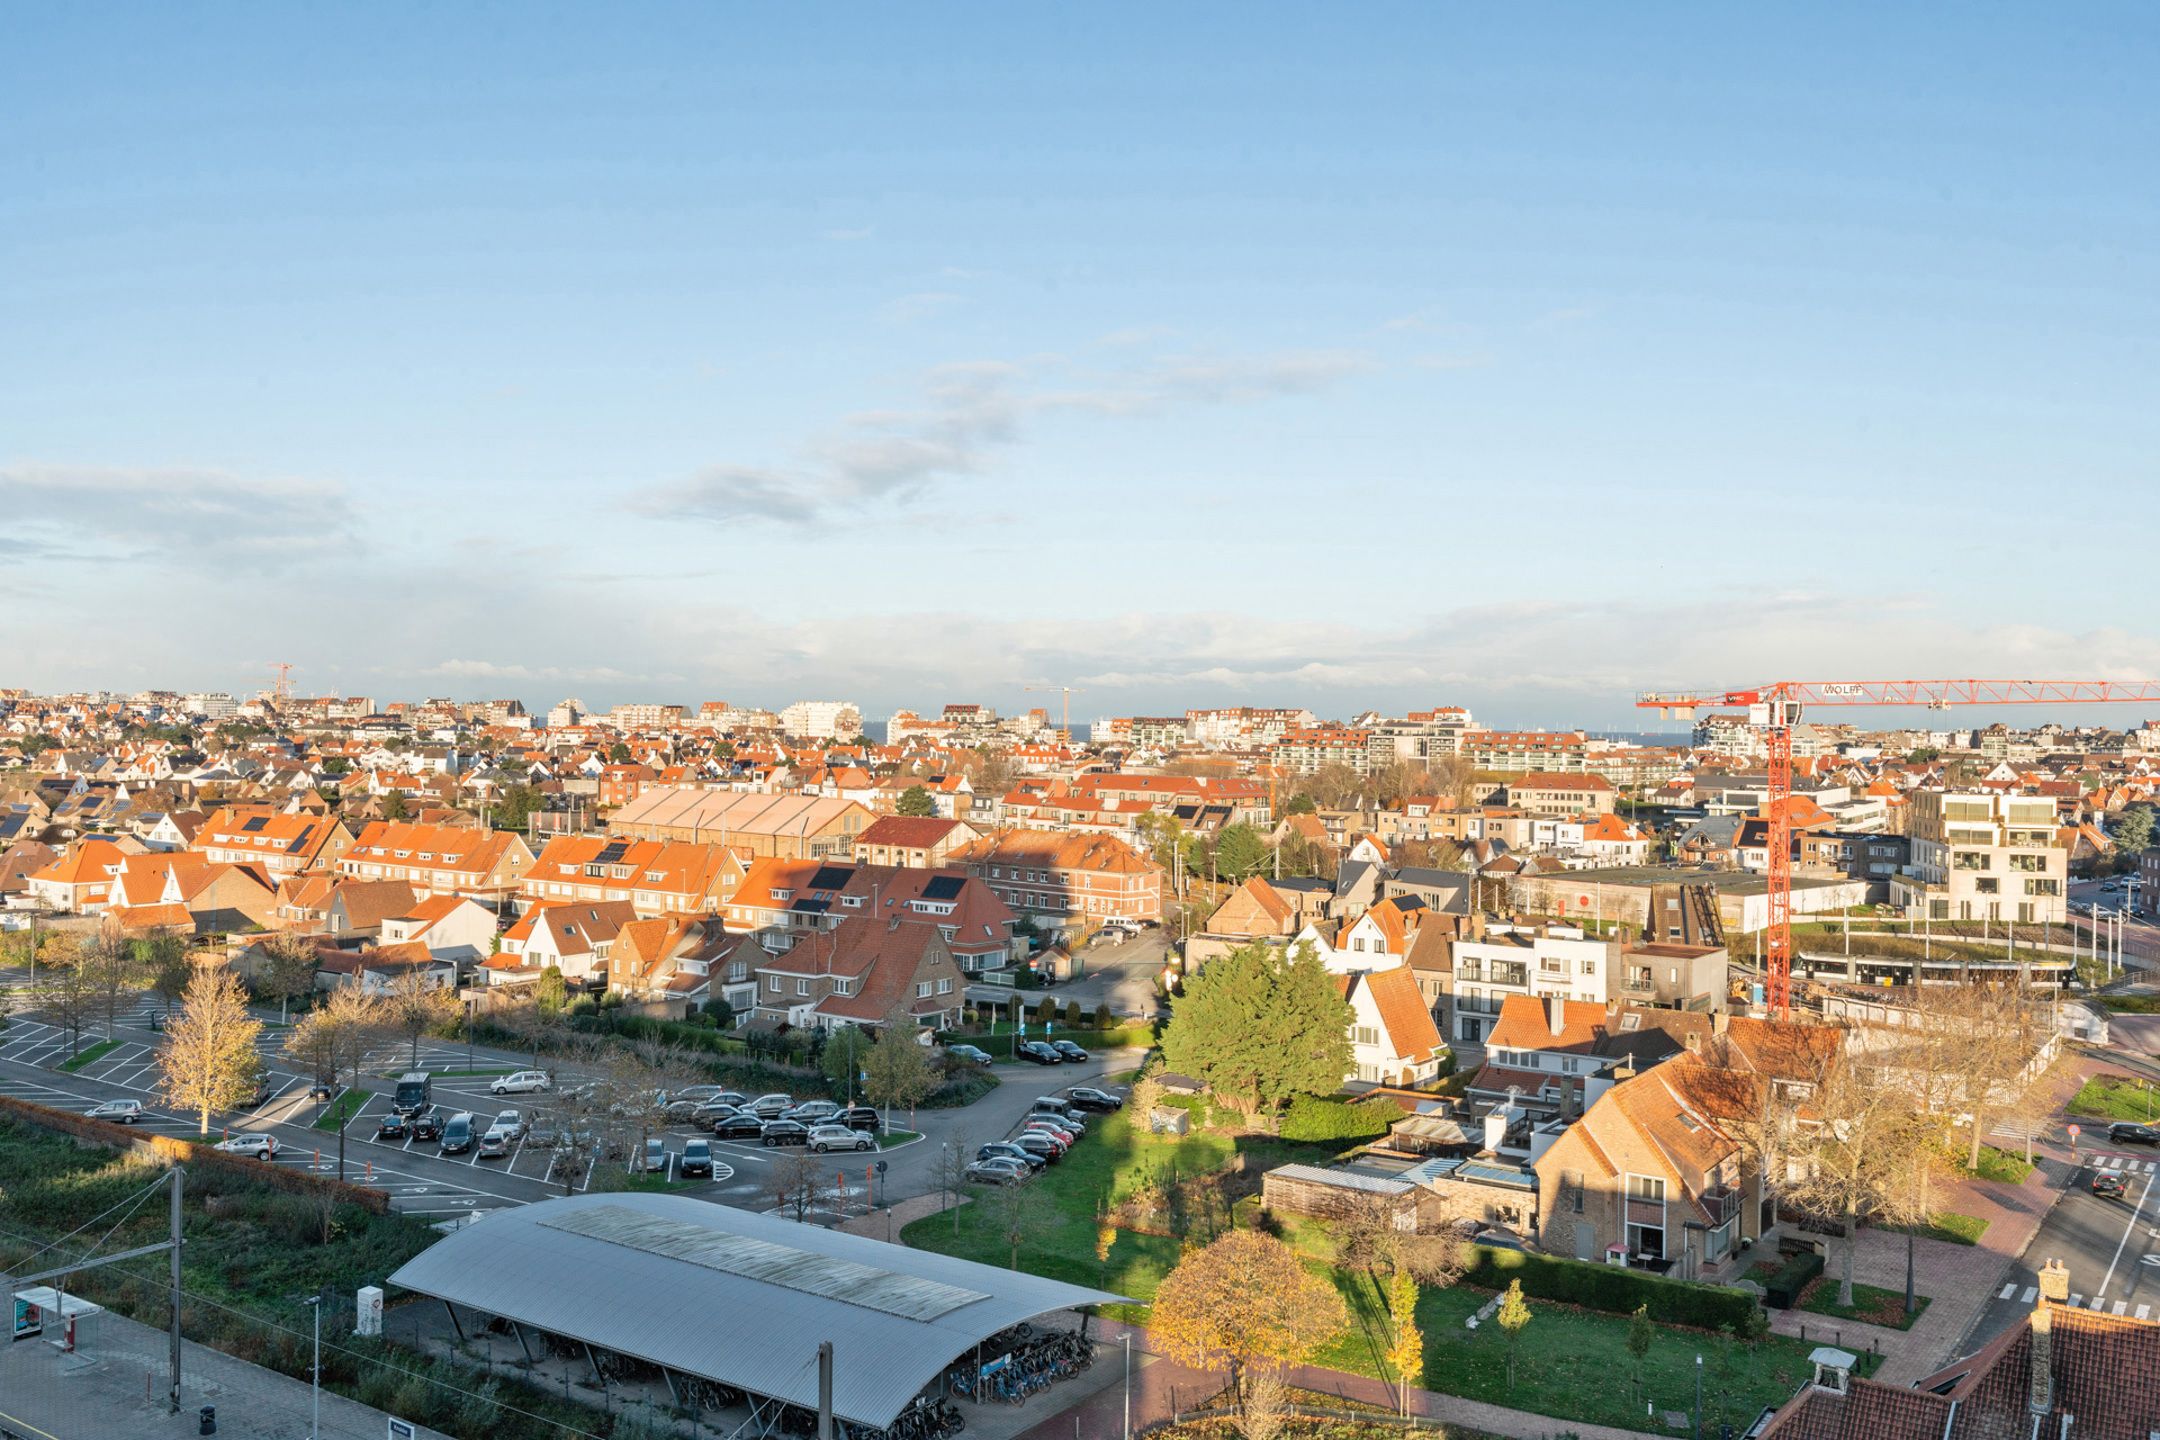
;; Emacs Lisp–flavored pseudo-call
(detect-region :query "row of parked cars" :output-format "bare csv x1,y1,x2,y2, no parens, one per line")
659,1086,885,1151
965,1086,1124,1185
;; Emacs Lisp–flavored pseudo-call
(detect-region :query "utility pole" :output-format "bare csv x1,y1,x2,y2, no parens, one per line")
169,1166,184,1412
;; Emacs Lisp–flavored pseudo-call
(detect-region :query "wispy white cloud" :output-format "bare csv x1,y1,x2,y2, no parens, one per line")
0,463,357,565
821,225,876,242
634,343,1382,528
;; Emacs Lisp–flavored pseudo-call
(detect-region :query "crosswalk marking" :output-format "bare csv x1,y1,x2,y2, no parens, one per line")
2020,1286,2037,1304
2139,1305,2151,1321
2103,1157,2122,1170
1998,1283,2017,1300
2113,1301,2128,1315
2071,1294,2085,1307
2090,1295,2108,1310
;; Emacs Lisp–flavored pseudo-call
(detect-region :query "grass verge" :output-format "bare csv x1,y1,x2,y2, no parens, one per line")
2100,994,2160,1014
57,1038,121,1072
1885,1211,1989,1246
1797,1276,1929,1330
1954,1143,2036,1185
2068,1075,2160,1124
312,1089,371,1132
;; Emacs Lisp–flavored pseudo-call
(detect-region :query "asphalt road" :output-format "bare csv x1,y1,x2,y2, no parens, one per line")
1967,1146,2160,1347
0,973,1133,1230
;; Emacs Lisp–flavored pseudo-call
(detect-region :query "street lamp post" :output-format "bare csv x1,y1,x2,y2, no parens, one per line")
305,1295,323,1440
1122,1331,1132,1440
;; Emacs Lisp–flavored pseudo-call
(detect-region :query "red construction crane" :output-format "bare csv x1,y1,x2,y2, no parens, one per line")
1637,680,2160,1017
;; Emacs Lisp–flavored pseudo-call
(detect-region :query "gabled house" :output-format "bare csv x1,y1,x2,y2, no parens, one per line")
192,808,354,881
379,895,496,969
1467,994,1710,1114
849,814,982,869
24,838,130,912
496,899,637,985
750,913,968,1030
1339,965,1447,1088
605,913,754,1017
726,857,1017,973
338,821,534,904
105,850,278,935
520,834,745,917
1531,1058,1752,1279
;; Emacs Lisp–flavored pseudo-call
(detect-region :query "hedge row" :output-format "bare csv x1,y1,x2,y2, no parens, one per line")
1279,1095,1401,1142
1463,1242,1759,1331
0,1094,391,1215
1759,1249,1825,1309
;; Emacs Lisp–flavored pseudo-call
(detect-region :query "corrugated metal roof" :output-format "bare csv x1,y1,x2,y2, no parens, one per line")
1265,1163,1412,1196
387,1194,1124,1429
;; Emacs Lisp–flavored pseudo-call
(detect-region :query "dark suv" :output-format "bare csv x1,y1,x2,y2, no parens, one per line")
2108,1122,2158,1146
1017,1040,1062,1065
411,1107,444,1142
833,1105,882,1133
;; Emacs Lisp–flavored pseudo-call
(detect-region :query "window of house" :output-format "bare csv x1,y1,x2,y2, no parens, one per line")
916,981,932,998
938,977,953,994
767,975,782,992
1353,1025,1378,1046
796,978,810,997
1627,1175,1666,1202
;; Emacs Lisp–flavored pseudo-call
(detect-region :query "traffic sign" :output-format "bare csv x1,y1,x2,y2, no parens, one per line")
2068,1124,2082,1138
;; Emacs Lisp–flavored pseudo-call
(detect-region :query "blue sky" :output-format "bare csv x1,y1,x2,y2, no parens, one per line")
5,5,2158,730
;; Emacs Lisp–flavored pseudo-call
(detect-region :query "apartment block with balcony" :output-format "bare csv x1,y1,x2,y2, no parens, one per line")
1444,921,1612,1046
1894,790,2067,924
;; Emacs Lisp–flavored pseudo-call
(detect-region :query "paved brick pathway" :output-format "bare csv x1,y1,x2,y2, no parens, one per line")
1763,1051,2109,1384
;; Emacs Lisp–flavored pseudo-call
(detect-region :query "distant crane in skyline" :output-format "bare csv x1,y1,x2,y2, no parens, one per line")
1023,683,1084,745
1638,679,2160,1018
270,662,294,705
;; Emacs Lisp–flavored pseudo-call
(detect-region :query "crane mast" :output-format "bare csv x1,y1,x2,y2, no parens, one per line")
1637,679,2160,1018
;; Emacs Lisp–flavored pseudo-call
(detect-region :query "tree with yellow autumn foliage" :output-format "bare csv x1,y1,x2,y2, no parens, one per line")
1150,1230,1348,1423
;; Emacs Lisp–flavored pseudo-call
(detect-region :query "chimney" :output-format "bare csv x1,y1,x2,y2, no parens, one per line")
2031,1258,2068,1416
1547,994,1566,1037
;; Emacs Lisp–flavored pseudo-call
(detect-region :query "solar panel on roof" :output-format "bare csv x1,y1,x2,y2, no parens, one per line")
806,865,854,892
241,816,268,832
921,875,965,901
592,841,628,865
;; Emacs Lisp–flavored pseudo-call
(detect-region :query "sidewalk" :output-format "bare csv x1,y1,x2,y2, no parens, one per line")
1020,1319,1662,1440
1762,1052,2100,1384
0,1307,451,1440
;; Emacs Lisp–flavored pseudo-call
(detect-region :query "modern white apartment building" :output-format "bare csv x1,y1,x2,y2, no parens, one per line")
1895,789,2066,924
777,700,863,741
1445,922,1612,1046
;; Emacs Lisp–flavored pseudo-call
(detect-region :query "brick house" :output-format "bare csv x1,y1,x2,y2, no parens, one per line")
337,821,535,905
192,808,354,881
750,913,969,1031
519,834,746,917
726,857,1017,973
1531,1059,1753,1279
849,814,982,869
1504,772,1618,817
952,829,1163,933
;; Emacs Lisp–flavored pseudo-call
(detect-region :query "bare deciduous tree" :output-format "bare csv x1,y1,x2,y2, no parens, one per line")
283,987,388,1181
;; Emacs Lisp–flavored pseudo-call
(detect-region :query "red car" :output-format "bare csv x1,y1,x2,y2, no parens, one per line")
2092,1173,2128,1199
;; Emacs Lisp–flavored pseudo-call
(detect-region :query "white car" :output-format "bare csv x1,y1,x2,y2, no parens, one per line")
214,1133,278,1159
807,1123,875,1154
86,1100,143,1124
491,1070,552,1096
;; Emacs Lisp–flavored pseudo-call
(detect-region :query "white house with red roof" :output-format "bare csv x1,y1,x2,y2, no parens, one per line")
379,894,497,969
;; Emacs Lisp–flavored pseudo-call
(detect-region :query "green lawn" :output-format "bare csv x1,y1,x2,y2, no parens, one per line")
880,1129,922,1148
2068,1075,2160,1124
57,1038,121,1072
312,1089,372,1132
1797,1276,1929,1330
1886,1211,1989,1246
901,1101,1343,1299
1956,1143,2036,1185
1322,1274,1865,1435
2099,994,2160,1014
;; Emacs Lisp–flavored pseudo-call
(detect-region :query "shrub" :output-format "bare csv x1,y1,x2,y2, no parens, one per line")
1758,1249,1825,1309
1278,1095,1399,1143
1062,1000,1084,1027
1092,1003,1114,1029
1462,1245,1759,1332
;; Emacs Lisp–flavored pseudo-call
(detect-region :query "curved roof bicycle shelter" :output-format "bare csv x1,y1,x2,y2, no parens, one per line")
388,1192,1124,1433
